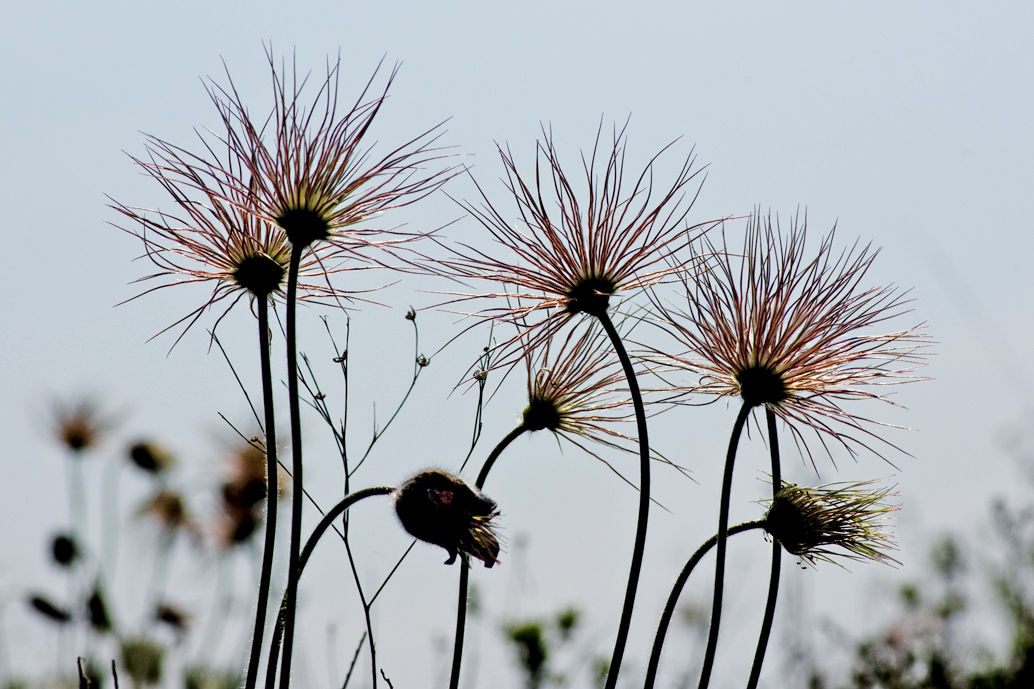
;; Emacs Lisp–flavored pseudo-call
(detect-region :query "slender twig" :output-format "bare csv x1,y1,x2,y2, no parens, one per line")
697,401,752,689
369,541,417,606
244,297,280,689
279,246,305,689
643,521,766,689
597,309,651,689
342,632,367,689
746,409,784,689
448,424,528,689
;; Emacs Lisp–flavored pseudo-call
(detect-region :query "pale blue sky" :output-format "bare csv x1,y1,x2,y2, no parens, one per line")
1,2,1032,687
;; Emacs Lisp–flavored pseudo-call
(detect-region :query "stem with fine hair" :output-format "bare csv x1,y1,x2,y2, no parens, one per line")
244,297,279,689
697,401,752,689
265,486,395,689
449,424,527,689
643,520,766,689
278,246,305,689
746,409,783,689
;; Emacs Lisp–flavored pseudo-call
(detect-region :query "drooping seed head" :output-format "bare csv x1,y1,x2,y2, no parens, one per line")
393,469,500,568
763,479,900,567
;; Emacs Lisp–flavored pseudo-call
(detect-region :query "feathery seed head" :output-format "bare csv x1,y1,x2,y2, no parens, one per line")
393,469,501,568
212,50,457,255
434,122,712,371
649,209,929,461
52,399,110,454
763,479,899,567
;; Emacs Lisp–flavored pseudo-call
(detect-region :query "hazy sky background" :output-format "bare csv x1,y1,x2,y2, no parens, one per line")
1,2,1032,688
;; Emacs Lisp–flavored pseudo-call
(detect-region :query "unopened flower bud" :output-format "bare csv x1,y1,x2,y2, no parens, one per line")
394,470,501,568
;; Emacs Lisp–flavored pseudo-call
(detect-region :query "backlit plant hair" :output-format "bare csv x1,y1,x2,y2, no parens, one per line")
764,479,900,567
649,209,928,462
193,50,459,689
435,123,715,689
435,122,712,371
645,209,927,689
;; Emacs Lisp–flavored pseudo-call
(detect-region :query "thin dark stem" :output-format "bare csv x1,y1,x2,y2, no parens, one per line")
449,424,527,689
279,246,304,689
745,409,784,689
476,425,527,490
598,309,651,689
265,487,394,689
342,631,368,689
244,298,279,689
343,534,378,689
697,401,753,689
643,520,766,689
449,564,471,689
300,487,396,571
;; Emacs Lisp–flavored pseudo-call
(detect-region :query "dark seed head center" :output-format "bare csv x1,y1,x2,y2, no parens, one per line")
735,364,787,407
277,207,331,248
565,276,617,316
765,497,809,555
523,397,563,432
233,253,286,297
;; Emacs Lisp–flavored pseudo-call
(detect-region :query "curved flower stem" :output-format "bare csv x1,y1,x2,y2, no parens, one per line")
244,297,279,689
265,487,395,689
745,409,783,689
300,486,396,572
449,424,527,689
697,401,752,689
596,309,650,689
643,520,766,689
278,246,305,689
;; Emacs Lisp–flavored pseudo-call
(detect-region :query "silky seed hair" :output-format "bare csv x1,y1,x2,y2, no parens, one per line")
763,478,900,567
431,122,715,374
646,209,929,463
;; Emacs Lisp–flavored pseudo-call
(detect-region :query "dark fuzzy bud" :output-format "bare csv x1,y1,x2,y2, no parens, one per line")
129,442,174,474
51,534,79,567
155,603,190,634
87,586,113,633
394,470,501,568
29,595,71,624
